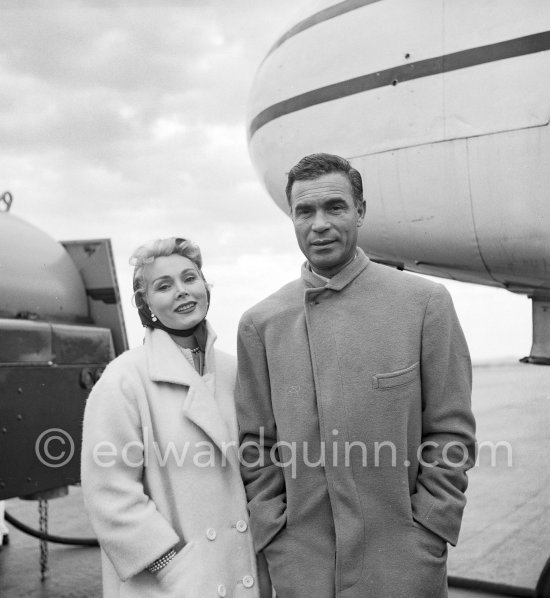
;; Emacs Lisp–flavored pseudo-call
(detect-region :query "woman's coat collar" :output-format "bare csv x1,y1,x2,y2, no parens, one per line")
143,325,238,469
145,322,216,386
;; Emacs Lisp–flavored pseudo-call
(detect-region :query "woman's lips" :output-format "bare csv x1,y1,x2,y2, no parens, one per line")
174,301,196,313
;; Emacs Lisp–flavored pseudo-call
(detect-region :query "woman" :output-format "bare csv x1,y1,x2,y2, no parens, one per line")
81,237,270,598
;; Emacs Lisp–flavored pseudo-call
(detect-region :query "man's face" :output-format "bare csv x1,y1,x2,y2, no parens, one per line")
290,172,365,277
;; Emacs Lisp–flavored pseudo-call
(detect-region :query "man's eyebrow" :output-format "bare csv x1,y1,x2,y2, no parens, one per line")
293,197,316,208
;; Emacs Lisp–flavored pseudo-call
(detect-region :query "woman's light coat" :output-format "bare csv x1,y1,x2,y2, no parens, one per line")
81,324,268,598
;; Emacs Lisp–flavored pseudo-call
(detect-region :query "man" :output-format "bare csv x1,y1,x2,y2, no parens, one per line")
236,153,476,598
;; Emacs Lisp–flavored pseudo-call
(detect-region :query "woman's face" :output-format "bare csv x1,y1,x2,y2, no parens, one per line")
144,254,208,330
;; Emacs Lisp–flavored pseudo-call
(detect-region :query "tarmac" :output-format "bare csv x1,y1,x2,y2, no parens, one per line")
0,487,101,597
0,361,548,598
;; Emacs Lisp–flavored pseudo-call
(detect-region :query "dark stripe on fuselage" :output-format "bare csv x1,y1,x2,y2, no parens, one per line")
249,31,550,139
267,0,382,58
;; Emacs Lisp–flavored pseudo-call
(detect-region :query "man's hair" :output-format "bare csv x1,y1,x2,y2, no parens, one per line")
285,153,364,209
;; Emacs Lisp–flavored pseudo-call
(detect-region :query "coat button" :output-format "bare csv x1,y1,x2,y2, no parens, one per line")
242,575,254,588
217,584,227,597
236,519,248,533
206,527,217,541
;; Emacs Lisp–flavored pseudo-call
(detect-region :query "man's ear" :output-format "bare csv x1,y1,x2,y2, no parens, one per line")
357,200,366,226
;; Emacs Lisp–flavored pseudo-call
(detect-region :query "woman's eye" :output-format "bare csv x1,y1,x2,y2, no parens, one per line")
156,283,171,291
184,275,197,283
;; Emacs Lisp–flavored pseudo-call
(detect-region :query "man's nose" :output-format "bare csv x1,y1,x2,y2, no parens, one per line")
311,211,330,232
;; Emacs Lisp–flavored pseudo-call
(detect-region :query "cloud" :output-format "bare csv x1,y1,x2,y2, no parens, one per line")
1,4,228,91
0,1,298,223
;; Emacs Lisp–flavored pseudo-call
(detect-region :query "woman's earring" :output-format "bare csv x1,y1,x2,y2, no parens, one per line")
151,312,158,322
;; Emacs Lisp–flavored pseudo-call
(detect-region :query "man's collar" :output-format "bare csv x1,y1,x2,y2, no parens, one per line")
301,248,370,291
307,266,331,284
307,251,357,281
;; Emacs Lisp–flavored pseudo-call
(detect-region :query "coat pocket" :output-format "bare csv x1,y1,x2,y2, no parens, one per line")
156,540,197,590
372,362,420,390
411,521,447,559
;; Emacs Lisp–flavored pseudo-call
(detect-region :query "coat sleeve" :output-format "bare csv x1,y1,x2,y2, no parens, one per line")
80,361,179,581
412,284,476,545
235,313,287,552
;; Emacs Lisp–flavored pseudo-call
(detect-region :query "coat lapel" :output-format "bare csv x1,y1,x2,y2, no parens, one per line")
181,375,239,470
145,327,239,470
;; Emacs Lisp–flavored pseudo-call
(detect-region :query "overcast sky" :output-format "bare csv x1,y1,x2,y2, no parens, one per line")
0,0,532,362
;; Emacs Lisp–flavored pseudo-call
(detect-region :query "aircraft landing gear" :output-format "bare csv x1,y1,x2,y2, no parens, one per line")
521,296,550,365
